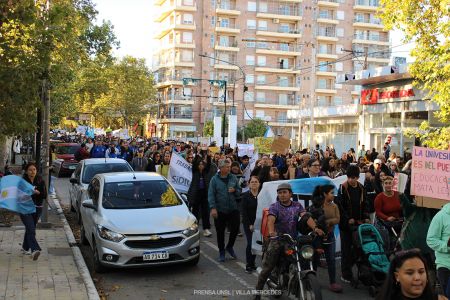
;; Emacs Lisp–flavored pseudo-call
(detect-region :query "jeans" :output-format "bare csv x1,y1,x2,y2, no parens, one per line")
213,210,240,251
20,213,41,252
313,234,337,284
340,229,355,280
438,267,450,297
33,207,42,226
192,189,210,230
243,224,256,267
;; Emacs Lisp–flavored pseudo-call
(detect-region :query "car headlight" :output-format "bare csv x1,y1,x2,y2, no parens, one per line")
300,245,314,260
97,225,125,242
182,222,199,237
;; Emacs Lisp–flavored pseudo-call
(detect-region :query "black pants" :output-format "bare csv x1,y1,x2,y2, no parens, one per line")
340,229,355,280
438,267,450,297
243,223,256,267
214,210,240,251
192,189,210,230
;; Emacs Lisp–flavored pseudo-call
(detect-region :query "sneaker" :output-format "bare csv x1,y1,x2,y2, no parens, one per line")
218,250,225,262
21,248,31,255
245,266,254,274
329,283,343,293
237,231,243,237
31,250,40,261
203,229,212,237
226,247,237,259
340,276,351,284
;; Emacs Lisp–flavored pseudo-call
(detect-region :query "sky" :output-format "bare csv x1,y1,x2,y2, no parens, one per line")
92,0,414,68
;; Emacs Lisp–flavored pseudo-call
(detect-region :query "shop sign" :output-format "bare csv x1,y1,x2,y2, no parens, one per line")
360,87,415,105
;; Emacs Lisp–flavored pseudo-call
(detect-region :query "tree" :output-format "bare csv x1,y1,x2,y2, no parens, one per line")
243,118,267,138
380,0,450,149
203,120,214,137
92,56,156,128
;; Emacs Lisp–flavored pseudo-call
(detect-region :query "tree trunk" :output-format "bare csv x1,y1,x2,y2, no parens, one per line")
0,135,12,171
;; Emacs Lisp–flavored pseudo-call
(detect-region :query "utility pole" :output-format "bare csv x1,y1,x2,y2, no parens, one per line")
222,81,227,149
309,44,316,151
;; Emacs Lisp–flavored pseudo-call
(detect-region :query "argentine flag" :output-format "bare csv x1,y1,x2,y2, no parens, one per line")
0,175,36,214
264,126,274,138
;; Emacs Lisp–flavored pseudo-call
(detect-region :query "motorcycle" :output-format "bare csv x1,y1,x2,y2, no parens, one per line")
265,233,322,300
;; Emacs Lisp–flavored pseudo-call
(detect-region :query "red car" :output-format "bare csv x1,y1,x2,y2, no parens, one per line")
52,143,81,177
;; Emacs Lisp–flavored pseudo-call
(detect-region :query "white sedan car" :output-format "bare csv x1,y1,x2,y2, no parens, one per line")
79,172,200,272
69,158,133,223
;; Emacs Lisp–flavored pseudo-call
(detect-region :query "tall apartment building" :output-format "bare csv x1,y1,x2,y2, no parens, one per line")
151,0,390,150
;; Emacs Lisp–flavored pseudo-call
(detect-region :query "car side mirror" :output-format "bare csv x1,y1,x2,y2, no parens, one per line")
69,177,79,184
180,193,188,205
82,199,96,210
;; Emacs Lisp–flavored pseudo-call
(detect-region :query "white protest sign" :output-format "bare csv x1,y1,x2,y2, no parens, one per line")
237,144,255,157
167,153,192,193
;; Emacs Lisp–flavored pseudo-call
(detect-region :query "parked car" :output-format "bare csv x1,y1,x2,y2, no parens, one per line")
69,158,133,223
52,143,81,177
79,172,200,272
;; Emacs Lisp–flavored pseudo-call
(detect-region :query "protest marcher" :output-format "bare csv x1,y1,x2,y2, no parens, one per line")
208,159,241,262
299,159,324,178
241,176,260,273
131,148,148,171
427,202,450,298
188,155,214,237
336,164,370,283
376,249,445,300
157,151,171,179
146,152,162,172
21,162,47,260
74,143,90,162
90,139,106,158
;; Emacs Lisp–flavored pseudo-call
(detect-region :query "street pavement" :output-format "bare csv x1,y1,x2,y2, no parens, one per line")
54,177,375,300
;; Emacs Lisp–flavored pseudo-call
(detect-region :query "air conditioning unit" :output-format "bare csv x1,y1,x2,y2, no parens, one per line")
273,18,280,23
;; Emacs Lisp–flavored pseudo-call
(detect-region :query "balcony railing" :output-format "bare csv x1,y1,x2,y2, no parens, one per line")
317,84,335,90
274,118,296,124
319,0,338,3
318,12,337,20
162,113,193,119
353,34,389,42
354,17,382,24
218,2,237,10
317,64,335,72
256,98,299,106
317,28,337,37
256,43,301,52
355,0,380,7
259,7,303,17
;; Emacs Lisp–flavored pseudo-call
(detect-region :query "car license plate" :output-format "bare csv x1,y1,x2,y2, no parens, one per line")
143,251,169,261
68,165,76,170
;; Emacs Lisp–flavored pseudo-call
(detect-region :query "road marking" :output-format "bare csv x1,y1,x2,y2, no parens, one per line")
199,250,253,289
201,240,258,278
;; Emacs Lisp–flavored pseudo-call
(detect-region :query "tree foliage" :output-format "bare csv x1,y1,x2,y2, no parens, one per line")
243,118,267,138
380,0,449,148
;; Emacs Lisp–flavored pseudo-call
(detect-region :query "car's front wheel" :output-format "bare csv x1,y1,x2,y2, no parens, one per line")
91,238,107,273
186,255,200,267
79,218,89,246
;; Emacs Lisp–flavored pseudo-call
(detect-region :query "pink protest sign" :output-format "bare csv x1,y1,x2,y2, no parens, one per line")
411,146,450,201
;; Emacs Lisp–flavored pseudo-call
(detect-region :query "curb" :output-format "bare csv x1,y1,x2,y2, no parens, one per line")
49,194,100,300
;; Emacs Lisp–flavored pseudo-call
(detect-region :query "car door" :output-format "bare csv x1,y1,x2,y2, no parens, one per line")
83,178,101,246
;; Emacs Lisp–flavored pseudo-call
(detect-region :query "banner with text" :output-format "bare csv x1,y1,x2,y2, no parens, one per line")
237,144,255,157
167,153,192,194
411,146,450,201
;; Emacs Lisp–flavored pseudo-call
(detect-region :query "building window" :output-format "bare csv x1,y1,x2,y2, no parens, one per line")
278,94,288,105
336,28,344,37
257,75,266,84
183,0,194,5
183,32,193,43
211,16,216,26
210,34,215,47
257,56,266,66
246,74,254,84
336,11,345,20
334,96,343,105
280,43,289,51
246,55,255,66
258,20,268,30
183,14,194,24
181,50,192,62
255,110,265,119
279,76,288,87
248,1,256,12
244,110,254,120
279,23,290,33
256,41,268,49
247,19,256,30
245,92,254,102
256,92,265,102
247,39,256,48
259,2,268,12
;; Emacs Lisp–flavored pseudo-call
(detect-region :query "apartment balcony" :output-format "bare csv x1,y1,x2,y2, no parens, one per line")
160,114,194,123
316,30,339,42
214,43,240,52
268,119,296,127
353,0,380,11
315,86,337,94
316,66,337,77
317,0,339,8
351,55,390,63
255,65,301,74
154,60,195,70
215,24,240,34
317,52,338,59
215,2,240,16
256,44,301,56
154,22,196,39
317,14,339,25
211,100,238,107
255,83,299,92
353,18,385,29
161,96,195,105
214,63,239,70
160,41,195,51
256,28,302,39
254,99,299,109
352,34,390,45
256,8,303,21
156,74,195,87
154,2,197,23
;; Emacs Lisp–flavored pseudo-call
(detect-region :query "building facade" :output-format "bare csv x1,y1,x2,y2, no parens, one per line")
151,0,391,144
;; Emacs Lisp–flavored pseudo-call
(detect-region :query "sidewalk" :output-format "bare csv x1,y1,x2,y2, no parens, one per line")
0,195,94,300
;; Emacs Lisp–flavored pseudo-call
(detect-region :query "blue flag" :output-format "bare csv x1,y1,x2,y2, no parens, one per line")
0,175,36,214
289,177,337,195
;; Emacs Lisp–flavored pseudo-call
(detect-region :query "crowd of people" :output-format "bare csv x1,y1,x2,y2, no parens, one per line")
60,133,449,299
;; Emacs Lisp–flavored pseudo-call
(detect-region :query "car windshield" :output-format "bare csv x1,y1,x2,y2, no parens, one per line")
56,145,80,155
102,180,182,209
82,163,132,184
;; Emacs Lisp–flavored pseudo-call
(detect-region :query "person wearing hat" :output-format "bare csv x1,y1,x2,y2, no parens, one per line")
131,148,148,171
255,182,324,298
